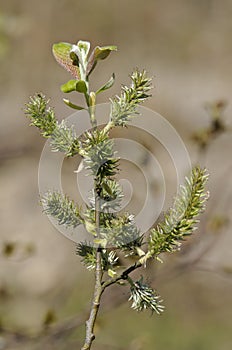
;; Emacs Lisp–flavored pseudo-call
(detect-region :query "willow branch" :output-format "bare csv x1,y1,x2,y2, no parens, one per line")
81,250,103,350
81,180,103,350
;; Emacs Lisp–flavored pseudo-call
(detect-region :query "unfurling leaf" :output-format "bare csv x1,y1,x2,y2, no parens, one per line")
71,40,91,74
96,73,115,94
87,45,117,76
76,40,91,58
92,45,117,60
52,42,80,79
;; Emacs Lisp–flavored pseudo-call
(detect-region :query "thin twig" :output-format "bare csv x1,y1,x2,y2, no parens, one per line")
102,261,142,289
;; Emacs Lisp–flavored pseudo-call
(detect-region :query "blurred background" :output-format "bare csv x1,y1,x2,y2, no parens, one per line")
0,0,232,349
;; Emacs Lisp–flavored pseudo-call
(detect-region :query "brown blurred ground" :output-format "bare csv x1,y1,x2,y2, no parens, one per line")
0,1,232,349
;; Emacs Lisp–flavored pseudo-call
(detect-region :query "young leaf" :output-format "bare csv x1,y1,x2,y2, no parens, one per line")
93,45,117,60
63,99,85,110
52,42,80,79
71,40,91,73
61,80,87,94
86,45,117,76
108,268,117,278
96,73,115,94
61,80,78,93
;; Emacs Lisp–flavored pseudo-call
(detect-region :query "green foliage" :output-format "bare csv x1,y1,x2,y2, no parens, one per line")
148,167,209,259
53,40,117,101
